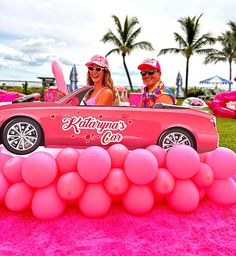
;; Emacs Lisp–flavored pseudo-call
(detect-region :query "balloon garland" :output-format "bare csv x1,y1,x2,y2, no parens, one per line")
0,144,235,219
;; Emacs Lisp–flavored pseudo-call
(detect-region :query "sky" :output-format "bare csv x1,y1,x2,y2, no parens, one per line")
0,0,236,90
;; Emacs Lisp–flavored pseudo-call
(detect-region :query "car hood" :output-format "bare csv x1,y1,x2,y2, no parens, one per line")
0,101,60,111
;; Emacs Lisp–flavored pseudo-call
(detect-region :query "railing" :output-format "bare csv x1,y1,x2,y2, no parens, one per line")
0,79,42,88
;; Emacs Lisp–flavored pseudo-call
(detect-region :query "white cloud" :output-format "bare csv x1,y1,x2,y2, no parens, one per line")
0,0,235,88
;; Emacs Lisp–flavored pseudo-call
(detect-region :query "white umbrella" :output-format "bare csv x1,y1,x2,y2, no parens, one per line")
175,72,184,98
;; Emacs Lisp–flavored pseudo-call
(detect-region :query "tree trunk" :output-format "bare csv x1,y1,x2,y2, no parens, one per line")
229,60,232,91
122,54,134,92
184,57,190,97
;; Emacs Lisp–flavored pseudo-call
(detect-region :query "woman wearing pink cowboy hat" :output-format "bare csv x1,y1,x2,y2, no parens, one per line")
138,58,176,107
85,55,116,105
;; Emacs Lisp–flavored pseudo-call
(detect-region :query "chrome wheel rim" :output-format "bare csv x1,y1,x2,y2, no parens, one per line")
162,132,191,151
6,121,38,152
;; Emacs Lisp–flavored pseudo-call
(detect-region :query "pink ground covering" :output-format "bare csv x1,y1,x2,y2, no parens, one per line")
0,199,235,256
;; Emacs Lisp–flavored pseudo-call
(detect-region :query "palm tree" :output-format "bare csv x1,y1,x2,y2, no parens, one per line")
101,15,154,91
204,21,236,91
158,14,215,96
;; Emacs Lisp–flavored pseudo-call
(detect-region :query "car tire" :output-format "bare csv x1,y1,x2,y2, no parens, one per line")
158,128,196,151
2,117,42,155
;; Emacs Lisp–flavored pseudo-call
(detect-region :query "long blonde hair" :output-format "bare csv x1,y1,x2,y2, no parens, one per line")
86,68,118,105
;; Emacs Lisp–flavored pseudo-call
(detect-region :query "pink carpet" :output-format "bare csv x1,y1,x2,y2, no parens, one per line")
0,199,235,256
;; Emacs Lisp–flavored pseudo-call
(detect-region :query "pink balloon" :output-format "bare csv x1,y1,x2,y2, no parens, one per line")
4,182,33,211
77,146,111,183
56,148,80,173
104,168,129,196
198,188,206,200
122,185,154,215
207,178,236,205
3,157,24,183
32,184,66,219
0,172,10,203
0,153,12,172
146,145,166,168
79,184,112,218
151,168,175,195
167,180,199,212
205,147,236,179
22,152,58,188
192,163,214,188
166,145,200,179
124,149,158,185
57,172,85,200
107,144,129,168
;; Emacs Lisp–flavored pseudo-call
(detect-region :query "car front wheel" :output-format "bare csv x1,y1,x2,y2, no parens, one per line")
158,128,196,151
2,117,42,155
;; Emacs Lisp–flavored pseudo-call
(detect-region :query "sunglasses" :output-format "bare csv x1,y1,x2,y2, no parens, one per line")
88,66,104,72
140,70,159,77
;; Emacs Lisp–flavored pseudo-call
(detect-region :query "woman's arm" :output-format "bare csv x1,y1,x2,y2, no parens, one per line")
155,94,174,105
96,89,113,105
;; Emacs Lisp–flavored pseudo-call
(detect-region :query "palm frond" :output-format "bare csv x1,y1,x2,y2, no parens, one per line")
158,48,181,55
105,48,121,57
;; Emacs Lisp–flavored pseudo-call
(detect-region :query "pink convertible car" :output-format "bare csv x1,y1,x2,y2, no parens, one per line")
0,86,218,155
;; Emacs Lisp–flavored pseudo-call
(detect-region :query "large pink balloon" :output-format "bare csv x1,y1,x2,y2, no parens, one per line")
167,180,199,212
122,185,154,215
107,144,129,168
151,168,175,195
104,168,129,196
57,172,85,200
56,148,80,173
32,184,66,219
0,172,9,203
124,149,158,185
3,157,24,183
79,184,112,218
192,163,214,188
77,146,111,183
166,145,200,179
0,153,12,172
4,182,33,211
146,145,166,168
205,147,236,179
206,178,236,205
22,152,58,188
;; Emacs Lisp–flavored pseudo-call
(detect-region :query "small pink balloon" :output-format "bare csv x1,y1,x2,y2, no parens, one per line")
123,185,154,215
22,152,58,188
77,146,111,183
192,163,214,188
166,145,200,179
4,182,33,211
151,168,175,195
0,153,12,172
124,149,158,185
56,148,80,173
0,172,10,203
108,144,129,168
154,192,166,203
3,157,24,183
198,188,206,200
167,180,199,212
206,178,236,205
205,147,236,179
146,145,166,168
32,184,66,219
199,152,208,162
57,172,85,201
104,168,129,196
79,184,112,218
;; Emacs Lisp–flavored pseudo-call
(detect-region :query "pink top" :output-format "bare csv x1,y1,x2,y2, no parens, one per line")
86,88,106,105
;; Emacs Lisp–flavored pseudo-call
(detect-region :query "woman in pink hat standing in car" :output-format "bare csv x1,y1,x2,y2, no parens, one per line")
138,58,176,108
85,55,116,106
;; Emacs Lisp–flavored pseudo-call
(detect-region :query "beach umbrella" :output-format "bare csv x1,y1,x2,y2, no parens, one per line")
175,72,184,98
69,64,78,92
200,75,232,91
